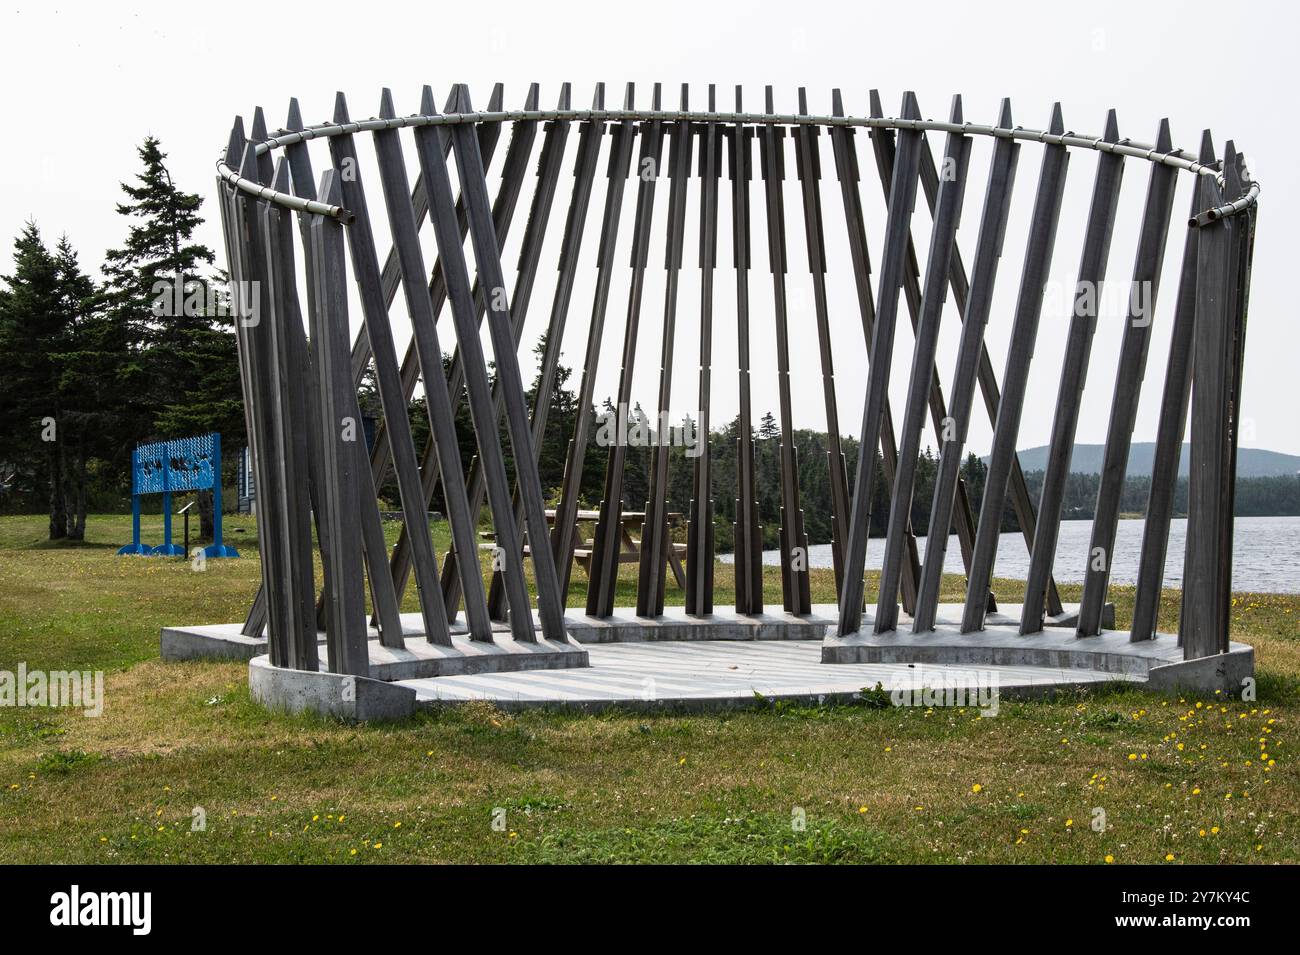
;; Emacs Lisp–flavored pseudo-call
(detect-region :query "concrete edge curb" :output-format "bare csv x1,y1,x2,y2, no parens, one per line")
248,656,417,722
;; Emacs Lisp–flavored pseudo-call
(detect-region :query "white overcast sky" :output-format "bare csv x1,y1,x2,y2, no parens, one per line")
2,0,1296,457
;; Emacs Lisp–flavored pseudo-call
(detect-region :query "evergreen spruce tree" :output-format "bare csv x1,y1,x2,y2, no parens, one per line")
102,137,241,536
0,223,65,537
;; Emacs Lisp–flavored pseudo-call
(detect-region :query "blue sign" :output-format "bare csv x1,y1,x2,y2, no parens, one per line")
117,433,239,558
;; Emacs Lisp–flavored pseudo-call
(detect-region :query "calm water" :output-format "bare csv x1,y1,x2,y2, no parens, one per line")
719,515,1300,594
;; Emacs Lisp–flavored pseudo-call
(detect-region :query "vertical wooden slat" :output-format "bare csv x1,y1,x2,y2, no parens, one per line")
309,170,370,675
218,121,273,641
1077,120,1179,637
1130,131,1214,641
893,91,1062,617
875,96,972,633
552,83,637,607
758,85,812,616
447,85,567,643
962,104,1070,634
686,84,721,617
224,136,282,652
794,87,852,598
403,85,542,618
865,91,976,615
282,100,405,646
372,88,494,642
914,100,1021,634
258,161,320,668
838,91,924,635
1020,111,1125,634
346,85,505,384
1182,166,1234,659
587,84,665,618
483,84,583,621
729,89,763,615
638,85,695,617
410,85,538,642
437,83,565,619
329,93,448,647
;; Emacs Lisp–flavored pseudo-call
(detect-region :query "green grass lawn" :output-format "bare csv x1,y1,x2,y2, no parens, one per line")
0,512,1296,863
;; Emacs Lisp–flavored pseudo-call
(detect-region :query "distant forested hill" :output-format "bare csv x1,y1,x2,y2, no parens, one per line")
1000,443,1300,478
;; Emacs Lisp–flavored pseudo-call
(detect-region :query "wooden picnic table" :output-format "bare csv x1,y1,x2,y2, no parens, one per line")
481,509,688,587
550,509,687,588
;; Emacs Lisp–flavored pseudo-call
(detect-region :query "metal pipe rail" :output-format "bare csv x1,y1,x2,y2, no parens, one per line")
217,83,1258,677
218,106,1259,227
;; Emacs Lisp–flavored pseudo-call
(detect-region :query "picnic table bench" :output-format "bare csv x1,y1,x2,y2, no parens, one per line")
479,509,688,587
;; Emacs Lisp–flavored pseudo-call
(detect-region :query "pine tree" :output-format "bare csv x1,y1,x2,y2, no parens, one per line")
102,137,241,537
48,237,102,539
0,223,65,537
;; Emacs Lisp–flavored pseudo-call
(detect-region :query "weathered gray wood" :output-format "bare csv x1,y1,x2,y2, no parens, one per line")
553,83,636,607
1130,130,1214,642
281,100,404,647
1020,111,1125,634
827,90,920,613
397,85,540,619
1076,120,1179,637
309,169,370,675
448,85,567,643
432,83,564,620
866,91,982,614
346,85,504,386
372,88,494,643
886,90,1058,617
729,88,763,615
914,100,1021,634
329,93,448,647
225,136,283,652
258,166,320,669
838,92,924,635
484,85,582,621
794,88,852,599
685,84,721,617
587,84,665,618
638,85,694,618
1182,166,1234,659
758,86,812,616
410,85,538,642
962,105,1070,634
219,122,274,641
875,96,972,633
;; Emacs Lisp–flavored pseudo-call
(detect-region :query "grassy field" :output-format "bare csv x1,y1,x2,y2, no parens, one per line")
0,511,1295,864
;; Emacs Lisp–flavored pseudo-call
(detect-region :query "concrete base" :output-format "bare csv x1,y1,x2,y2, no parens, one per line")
1146,645,1256,696
249,655,417,722
565,606,830,643
161,615,488,662
364,633,587,681
242,630,588,721
563,600,1111,644
404,638,1142,713
824,625,1255,695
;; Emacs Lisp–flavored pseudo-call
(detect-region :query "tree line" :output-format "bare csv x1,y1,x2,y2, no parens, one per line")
0,138,243,538
2,141,1294,549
